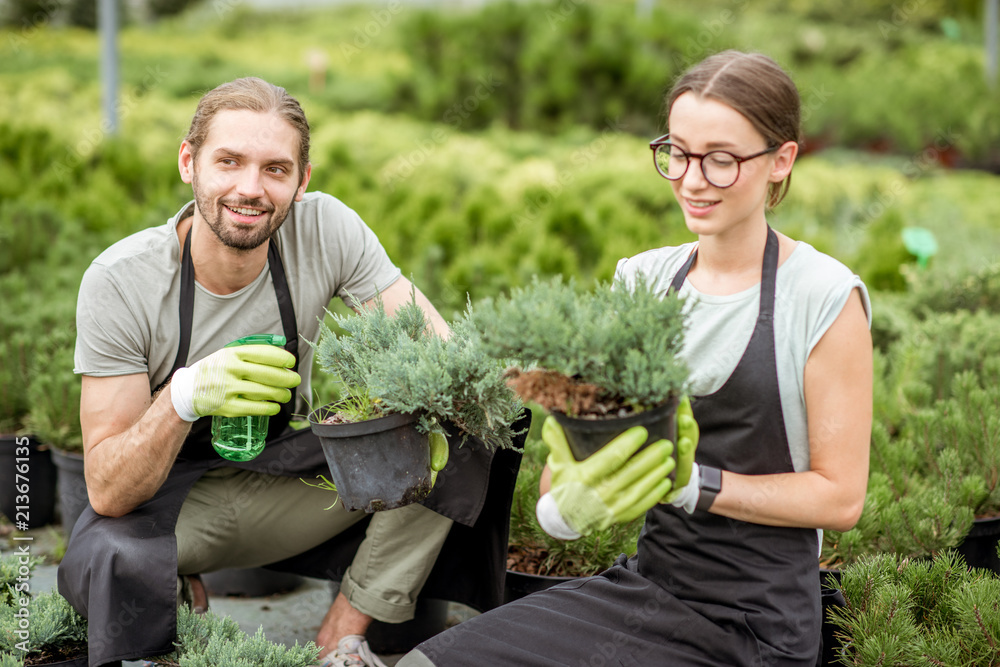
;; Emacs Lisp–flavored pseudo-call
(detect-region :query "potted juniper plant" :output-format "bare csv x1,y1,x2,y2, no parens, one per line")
22,328,87,538
308,289,523,513
0,554,318,667
467,275,689,461
0,331,57,531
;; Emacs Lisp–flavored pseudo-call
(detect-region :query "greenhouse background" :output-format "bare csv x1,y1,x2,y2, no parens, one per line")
2,0,1000,663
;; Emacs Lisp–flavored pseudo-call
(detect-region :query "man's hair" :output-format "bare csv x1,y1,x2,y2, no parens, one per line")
184,77,310,181
665,50,801,209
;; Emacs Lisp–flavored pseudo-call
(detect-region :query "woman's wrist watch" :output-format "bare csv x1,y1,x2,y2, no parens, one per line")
695,465,723,511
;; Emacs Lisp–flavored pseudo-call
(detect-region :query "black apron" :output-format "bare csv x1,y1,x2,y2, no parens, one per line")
59,232,526,666
412,227,820,666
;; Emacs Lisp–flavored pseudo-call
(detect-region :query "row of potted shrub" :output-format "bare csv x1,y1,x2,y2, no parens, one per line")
0,553,319,666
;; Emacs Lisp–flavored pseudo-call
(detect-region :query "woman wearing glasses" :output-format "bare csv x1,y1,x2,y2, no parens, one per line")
401,50,872,667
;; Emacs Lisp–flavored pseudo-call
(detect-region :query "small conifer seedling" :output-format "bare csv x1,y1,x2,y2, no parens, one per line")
310,288,523,451
468,275,689,418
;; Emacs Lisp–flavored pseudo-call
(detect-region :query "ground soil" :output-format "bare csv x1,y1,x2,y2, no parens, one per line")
319,411,363,425
504,368,634,418
24,644,87,665
506,542,597,578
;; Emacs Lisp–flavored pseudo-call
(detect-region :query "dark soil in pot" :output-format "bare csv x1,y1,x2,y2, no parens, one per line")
309,409,432,513
551,398,679,462
1,434,57,528
505,368,679,462
20,645,120,666
504,544,585,603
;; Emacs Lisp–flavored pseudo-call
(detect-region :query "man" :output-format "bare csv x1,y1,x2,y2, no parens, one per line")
59,77,524,667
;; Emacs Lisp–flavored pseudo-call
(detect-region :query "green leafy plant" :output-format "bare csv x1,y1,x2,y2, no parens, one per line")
830,551,1000,666
310,288,523,450
468,275,688,417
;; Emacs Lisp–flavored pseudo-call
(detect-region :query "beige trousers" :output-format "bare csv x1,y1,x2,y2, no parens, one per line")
175,467,453,622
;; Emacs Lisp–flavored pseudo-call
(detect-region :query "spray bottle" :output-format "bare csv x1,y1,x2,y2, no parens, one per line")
211,333,287,462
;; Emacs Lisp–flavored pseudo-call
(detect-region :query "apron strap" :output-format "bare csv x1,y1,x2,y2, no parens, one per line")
669,226,780,324
267,238,300,372
155,231,300,391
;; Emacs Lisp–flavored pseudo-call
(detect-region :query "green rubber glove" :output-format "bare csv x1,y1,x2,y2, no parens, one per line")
429,432,449,487
543,417,675,537
663,395,700,505
170,345,301,422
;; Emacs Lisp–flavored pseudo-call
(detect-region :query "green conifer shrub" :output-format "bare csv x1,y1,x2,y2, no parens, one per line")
830,551,1000,666
148,607,318,667
905,260,1000,318
0,554,88,663
908,366,1000,516
467,275,688,417
823,422,983,567
311,289,523,450
0,555,318,666
23,328,82,453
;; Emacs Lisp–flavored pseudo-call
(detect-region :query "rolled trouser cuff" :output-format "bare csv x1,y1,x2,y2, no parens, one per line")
340,571,417,623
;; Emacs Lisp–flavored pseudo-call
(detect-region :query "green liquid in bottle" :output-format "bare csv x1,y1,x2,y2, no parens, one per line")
211,334,287,462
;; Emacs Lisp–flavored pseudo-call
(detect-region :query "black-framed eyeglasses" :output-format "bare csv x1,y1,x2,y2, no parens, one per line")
649,134,779,188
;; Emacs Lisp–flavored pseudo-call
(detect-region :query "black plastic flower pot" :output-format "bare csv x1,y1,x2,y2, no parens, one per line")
1,434,57,529
549,395,680,462
51,448,89,538
309,409,432,513
366,597,450,654
819,568,846,667
956,515,1000,575
22,651,119,666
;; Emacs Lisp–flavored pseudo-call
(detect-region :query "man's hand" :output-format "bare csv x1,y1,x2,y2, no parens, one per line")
537,417,675,538
170,345,301,422
664,396,702,511
429,432,449,487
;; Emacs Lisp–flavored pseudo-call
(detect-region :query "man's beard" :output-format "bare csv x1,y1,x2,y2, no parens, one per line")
192,173,292,251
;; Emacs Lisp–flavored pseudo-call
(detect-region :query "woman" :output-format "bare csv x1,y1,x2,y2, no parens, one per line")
400,50,872,667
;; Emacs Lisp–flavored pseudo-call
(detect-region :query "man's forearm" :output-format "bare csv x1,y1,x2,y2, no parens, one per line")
86,384,192,517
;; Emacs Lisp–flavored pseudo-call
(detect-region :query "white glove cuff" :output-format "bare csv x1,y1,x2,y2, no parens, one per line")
669,462,701,514
536,492,582,541
170,367,199,422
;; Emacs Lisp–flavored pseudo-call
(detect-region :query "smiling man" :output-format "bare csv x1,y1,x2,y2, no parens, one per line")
58,77,524,667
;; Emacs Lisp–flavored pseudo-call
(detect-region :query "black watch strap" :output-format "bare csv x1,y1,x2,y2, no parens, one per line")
696,465,723,511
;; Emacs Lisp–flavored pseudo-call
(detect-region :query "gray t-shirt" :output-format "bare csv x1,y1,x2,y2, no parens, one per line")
74,191,402,416
615,240,872,474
